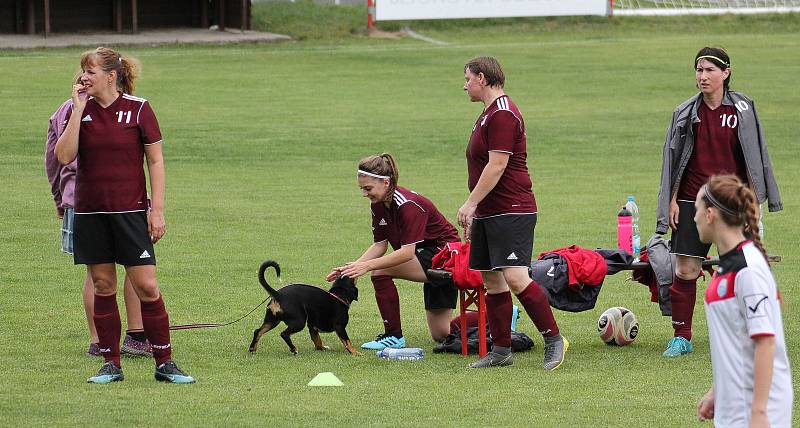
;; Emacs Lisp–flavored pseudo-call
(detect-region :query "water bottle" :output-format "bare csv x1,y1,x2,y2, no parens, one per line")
376,347,424,361
617,206,633,255
625,196,641,261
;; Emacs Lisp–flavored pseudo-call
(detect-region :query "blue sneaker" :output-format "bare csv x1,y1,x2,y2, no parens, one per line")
663,337,693,357
87,362,124,384
155,360,195,384
510,305,520,332
361,333,406,350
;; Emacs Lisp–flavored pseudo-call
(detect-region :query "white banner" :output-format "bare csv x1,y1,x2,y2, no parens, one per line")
375,0,609,21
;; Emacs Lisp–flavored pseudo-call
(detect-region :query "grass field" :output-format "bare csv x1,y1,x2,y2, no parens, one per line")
1,11,798,427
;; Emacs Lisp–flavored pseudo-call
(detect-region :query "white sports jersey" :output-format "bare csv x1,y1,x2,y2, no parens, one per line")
704,241,793,427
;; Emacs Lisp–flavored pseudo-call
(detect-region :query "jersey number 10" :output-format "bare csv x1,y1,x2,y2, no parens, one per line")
719,113,738,129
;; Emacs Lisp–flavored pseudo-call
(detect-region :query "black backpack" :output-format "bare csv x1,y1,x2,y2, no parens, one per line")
432,327,535,354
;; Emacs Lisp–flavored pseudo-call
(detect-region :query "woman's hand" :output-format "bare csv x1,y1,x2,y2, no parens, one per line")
339,261,372,279
148,208,166,243
326,268,343,282
457,200,476,231
697,387,715,422
748,411,769,428
669,197,680,230
71,83,88,112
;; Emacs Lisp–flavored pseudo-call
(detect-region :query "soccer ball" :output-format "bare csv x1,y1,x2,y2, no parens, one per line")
597,307,639,346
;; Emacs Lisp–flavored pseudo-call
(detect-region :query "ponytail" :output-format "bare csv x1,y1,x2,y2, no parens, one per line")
118,56,140,94
738,185,768,262
704,175,769,263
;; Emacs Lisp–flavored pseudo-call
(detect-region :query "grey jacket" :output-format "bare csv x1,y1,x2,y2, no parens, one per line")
644,235,674,317
656,91,782,235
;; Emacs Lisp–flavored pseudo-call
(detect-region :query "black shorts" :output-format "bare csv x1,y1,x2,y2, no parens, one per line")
73,211,157,266
416,246,457,311
469,213,536,271
671,200,711,258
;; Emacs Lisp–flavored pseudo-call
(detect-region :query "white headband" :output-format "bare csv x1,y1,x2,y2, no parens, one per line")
357,169,390,180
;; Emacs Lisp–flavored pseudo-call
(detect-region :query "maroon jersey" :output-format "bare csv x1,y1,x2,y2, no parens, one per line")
72,93,162,213
466,95,537,217
371,186,460,251
678,102,747,200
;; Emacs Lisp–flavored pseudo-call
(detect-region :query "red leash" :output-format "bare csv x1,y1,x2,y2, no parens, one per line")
162,297,269,331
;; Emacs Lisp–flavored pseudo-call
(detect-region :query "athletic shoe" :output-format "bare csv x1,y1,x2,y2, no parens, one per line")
510,305,520,332
87,362,124,384
543,335,569,371
467,351,513,368
86,342,101,357
360,333,406,350
121,334,153,357
155,361,195,384
662,337,693,357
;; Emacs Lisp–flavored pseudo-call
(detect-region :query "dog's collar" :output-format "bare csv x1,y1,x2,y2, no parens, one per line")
328,292,350,308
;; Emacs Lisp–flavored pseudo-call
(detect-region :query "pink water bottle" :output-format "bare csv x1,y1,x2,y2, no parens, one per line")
617,206,633,254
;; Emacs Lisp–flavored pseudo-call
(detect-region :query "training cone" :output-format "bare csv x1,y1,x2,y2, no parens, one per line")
307,372,343,387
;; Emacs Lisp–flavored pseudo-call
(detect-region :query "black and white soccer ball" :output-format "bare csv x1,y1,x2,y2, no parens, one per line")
597,307,639,346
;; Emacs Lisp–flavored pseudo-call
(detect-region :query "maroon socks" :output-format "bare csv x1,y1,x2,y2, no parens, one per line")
94,293,122,368
450,311,481,333
516,281,559,338
669,276,697,340
485,291,513,348
371,275,402,337
141,296,172,366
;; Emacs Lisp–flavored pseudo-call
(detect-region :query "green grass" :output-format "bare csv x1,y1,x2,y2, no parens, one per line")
1,12,799,427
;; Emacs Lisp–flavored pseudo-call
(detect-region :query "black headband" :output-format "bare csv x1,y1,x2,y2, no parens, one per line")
702,184,738,217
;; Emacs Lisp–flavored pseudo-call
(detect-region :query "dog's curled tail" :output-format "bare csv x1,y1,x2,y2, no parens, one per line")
258,260,281,298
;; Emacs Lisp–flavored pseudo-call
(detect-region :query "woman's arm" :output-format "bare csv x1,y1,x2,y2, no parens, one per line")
54,84,87,165
338,241,415,279
327,241,389,281
457,151,509,230
697,386,714,422
144,143,166,243
750,335,776,427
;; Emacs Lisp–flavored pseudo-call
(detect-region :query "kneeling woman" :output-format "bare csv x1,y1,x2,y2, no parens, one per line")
328,153,460,350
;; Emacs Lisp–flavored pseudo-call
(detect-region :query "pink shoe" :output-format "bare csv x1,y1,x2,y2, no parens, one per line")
87,342,101,357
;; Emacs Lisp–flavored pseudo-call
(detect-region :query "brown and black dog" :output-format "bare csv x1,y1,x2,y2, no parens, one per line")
248,260,360,355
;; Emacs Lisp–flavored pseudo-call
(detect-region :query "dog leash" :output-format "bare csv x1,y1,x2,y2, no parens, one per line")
327,291,350,308
166,297,270,331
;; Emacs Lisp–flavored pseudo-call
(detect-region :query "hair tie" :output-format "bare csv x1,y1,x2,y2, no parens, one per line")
696,55,729,68
702,184,738,217
357,169,390,180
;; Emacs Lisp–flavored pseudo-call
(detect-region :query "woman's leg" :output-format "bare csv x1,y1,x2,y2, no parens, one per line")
425,309,452,342
376,257,434,337
122,275,144,330
503,267,559,338
83,268,98,344
125,265,172,366
89,263,121,367
670,255,703,340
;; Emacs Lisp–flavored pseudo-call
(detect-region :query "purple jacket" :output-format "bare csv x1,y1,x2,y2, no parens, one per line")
45,99,75,215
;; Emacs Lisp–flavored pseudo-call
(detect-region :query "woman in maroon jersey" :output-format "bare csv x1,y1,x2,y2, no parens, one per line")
458,56,567,370
55,47,194,384
656,47,781,358
45,76,151,359
327,153,460,350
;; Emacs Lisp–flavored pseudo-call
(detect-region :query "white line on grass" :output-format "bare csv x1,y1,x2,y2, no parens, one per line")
401,27,449,46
